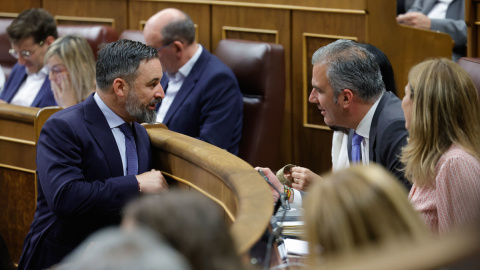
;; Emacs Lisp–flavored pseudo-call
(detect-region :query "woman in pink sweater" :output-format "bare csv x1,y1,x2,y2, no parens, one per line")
401,58,480,234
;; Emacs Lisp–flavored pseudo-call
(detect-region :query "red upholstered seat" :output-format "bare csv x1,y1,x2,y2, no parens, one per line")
119,30,145,44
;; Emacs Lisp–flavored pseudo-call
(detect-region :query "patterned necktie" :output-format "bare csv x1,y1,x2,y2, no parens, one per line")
351,132,363,164
119,123,138,175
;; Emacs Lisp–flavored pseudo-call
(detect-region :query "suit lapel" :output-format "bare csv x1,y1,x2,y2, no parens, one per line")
83,95,124,177
369,92,390,161
4,68,27,103
163,49,209,125
31,77,53,107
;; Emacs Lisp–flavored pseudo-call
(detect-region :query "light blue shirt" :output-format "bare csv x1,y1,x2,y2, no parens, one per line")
156,45,203,122
93,93,137,176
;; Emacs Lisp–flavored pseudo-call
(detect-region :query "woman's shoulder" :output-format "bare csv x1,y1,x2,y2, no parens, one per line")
437,144,480,173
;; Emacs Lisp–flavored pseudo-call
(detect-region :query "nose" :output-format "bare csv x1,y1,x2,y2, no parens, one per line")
308,89,317,103
155,84,165,99
17,54,27,66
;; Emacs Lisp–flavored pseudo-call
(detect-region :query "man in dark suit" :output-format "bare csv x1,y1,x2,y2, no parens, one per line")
18,40,168,270
0,8,57,107
309,39,409,188
143,8,243,155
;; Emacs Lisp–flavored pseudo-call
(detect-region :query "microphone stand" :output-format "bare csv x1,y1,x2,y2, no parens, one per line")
258,170,290,270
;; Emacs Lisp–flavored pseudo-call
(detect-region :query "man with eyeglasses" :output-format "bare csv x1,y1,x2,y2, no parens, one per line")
0,8,57,107
143,8,243,155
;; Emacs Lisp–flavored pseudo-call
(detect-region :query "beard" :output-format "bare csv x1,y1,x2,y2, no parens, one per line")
125,88,161,123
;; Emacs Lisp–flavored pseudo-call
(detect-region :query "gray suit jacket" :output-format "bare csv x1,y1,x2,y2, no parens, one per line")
347,91,410,190
409,0,466,60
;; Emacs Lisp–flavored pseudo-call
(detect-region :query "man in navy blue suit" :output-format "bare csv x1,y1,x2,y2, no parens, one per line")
0,8,57,107
18,40,169,270
143,8,243,155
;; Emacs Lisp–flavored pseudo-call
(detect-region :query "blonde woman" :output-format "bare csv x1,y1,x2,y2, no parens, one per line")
44,35,95,108
303,164,427,264
401,58,480,234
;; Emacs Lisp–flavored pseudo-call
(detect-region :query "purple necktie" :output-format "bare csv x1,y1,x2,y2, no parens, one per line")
119,123,138,175
352,132,363,164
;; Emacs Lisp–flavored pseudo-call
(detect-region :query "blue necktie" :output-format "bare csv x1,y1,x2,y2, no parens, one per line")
352,132,363,164
119,123,138,175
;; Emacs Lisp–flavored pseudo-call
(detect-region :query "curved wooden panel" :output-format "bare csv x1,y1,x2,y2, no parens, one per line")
147,127,273,254
0,105,61,263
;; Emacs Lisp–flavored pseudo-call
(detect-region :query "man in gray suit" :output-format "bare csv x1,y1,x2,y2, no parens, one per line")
397,0,466,61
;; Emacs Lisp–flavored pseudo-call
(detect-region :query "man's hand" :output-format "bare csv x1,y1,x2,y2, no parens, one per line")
255,167,284,202
397,12,431,29
0,99,6,104
136,169,168,194
290,166,321,191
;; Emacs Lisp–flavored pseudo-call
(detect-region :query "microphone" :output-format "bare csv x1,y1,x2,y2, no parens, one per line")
257,169,290,270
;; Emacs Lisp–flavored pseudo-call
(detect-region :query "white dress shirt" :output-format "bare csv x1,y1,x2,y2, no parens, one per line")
331,130,350,172
428,0,453,19
353,92,384,165
156,45,203,123
10,66,48,107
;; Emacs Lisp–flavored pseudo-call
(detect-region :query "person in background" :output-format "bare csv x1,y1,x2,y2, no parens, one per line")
0,8,57,107
122,191,244,270
53,227,190,270
44,35,96,108
303,164,428,265
18,39,168,270
397,0,466,61
143,8,243,155
401,58,480,234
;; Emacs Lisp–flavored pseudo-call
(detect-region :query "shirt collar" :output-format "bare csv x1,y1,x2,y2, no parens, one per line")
167,44,203,81
93,92,127,129
25,65,49,77
355,91,384,139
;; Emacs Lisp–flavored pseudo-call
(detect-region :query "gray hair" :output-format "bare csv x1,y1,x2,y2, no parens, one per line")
55,227,190,270
161,11,195,45
312,39,385,103
96,39,158,91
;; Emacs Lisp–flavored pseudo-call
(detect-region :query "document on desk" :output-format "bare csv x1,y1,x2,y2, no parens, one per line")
284,238,309,256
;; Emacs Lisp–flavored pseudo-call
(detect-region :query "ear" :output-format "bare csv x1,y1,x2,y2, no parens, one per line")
172,40,184,55
44,35,56,46
112,78,128,98
341,89,354,108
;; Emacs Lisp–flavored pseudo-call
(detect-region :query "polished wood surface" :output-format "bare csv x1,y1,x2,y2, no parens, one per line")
0,105,61,263
147,126,273,254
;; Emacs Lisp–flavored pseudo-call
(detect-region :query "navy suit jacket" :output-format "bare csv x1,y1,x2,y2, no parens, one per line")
18,94,151,270
158,48,243,155
347,91,411,189
0,63,56,107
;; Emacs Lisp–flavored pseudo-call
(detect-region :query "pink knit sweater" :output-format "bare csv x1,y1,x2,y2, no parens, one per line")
409,144,480,234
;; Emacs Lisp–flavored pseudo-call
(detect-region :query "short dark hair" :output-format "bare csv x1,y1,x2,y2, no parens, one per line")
312,39,385,103
7,8,58,44
96,39,158,91
161,11,195,45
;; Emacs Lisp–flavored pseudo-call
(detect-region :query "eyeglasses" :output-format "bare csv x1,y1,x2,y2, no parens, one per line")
9,41,44,59
156,41,174,52
48,65,67,75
